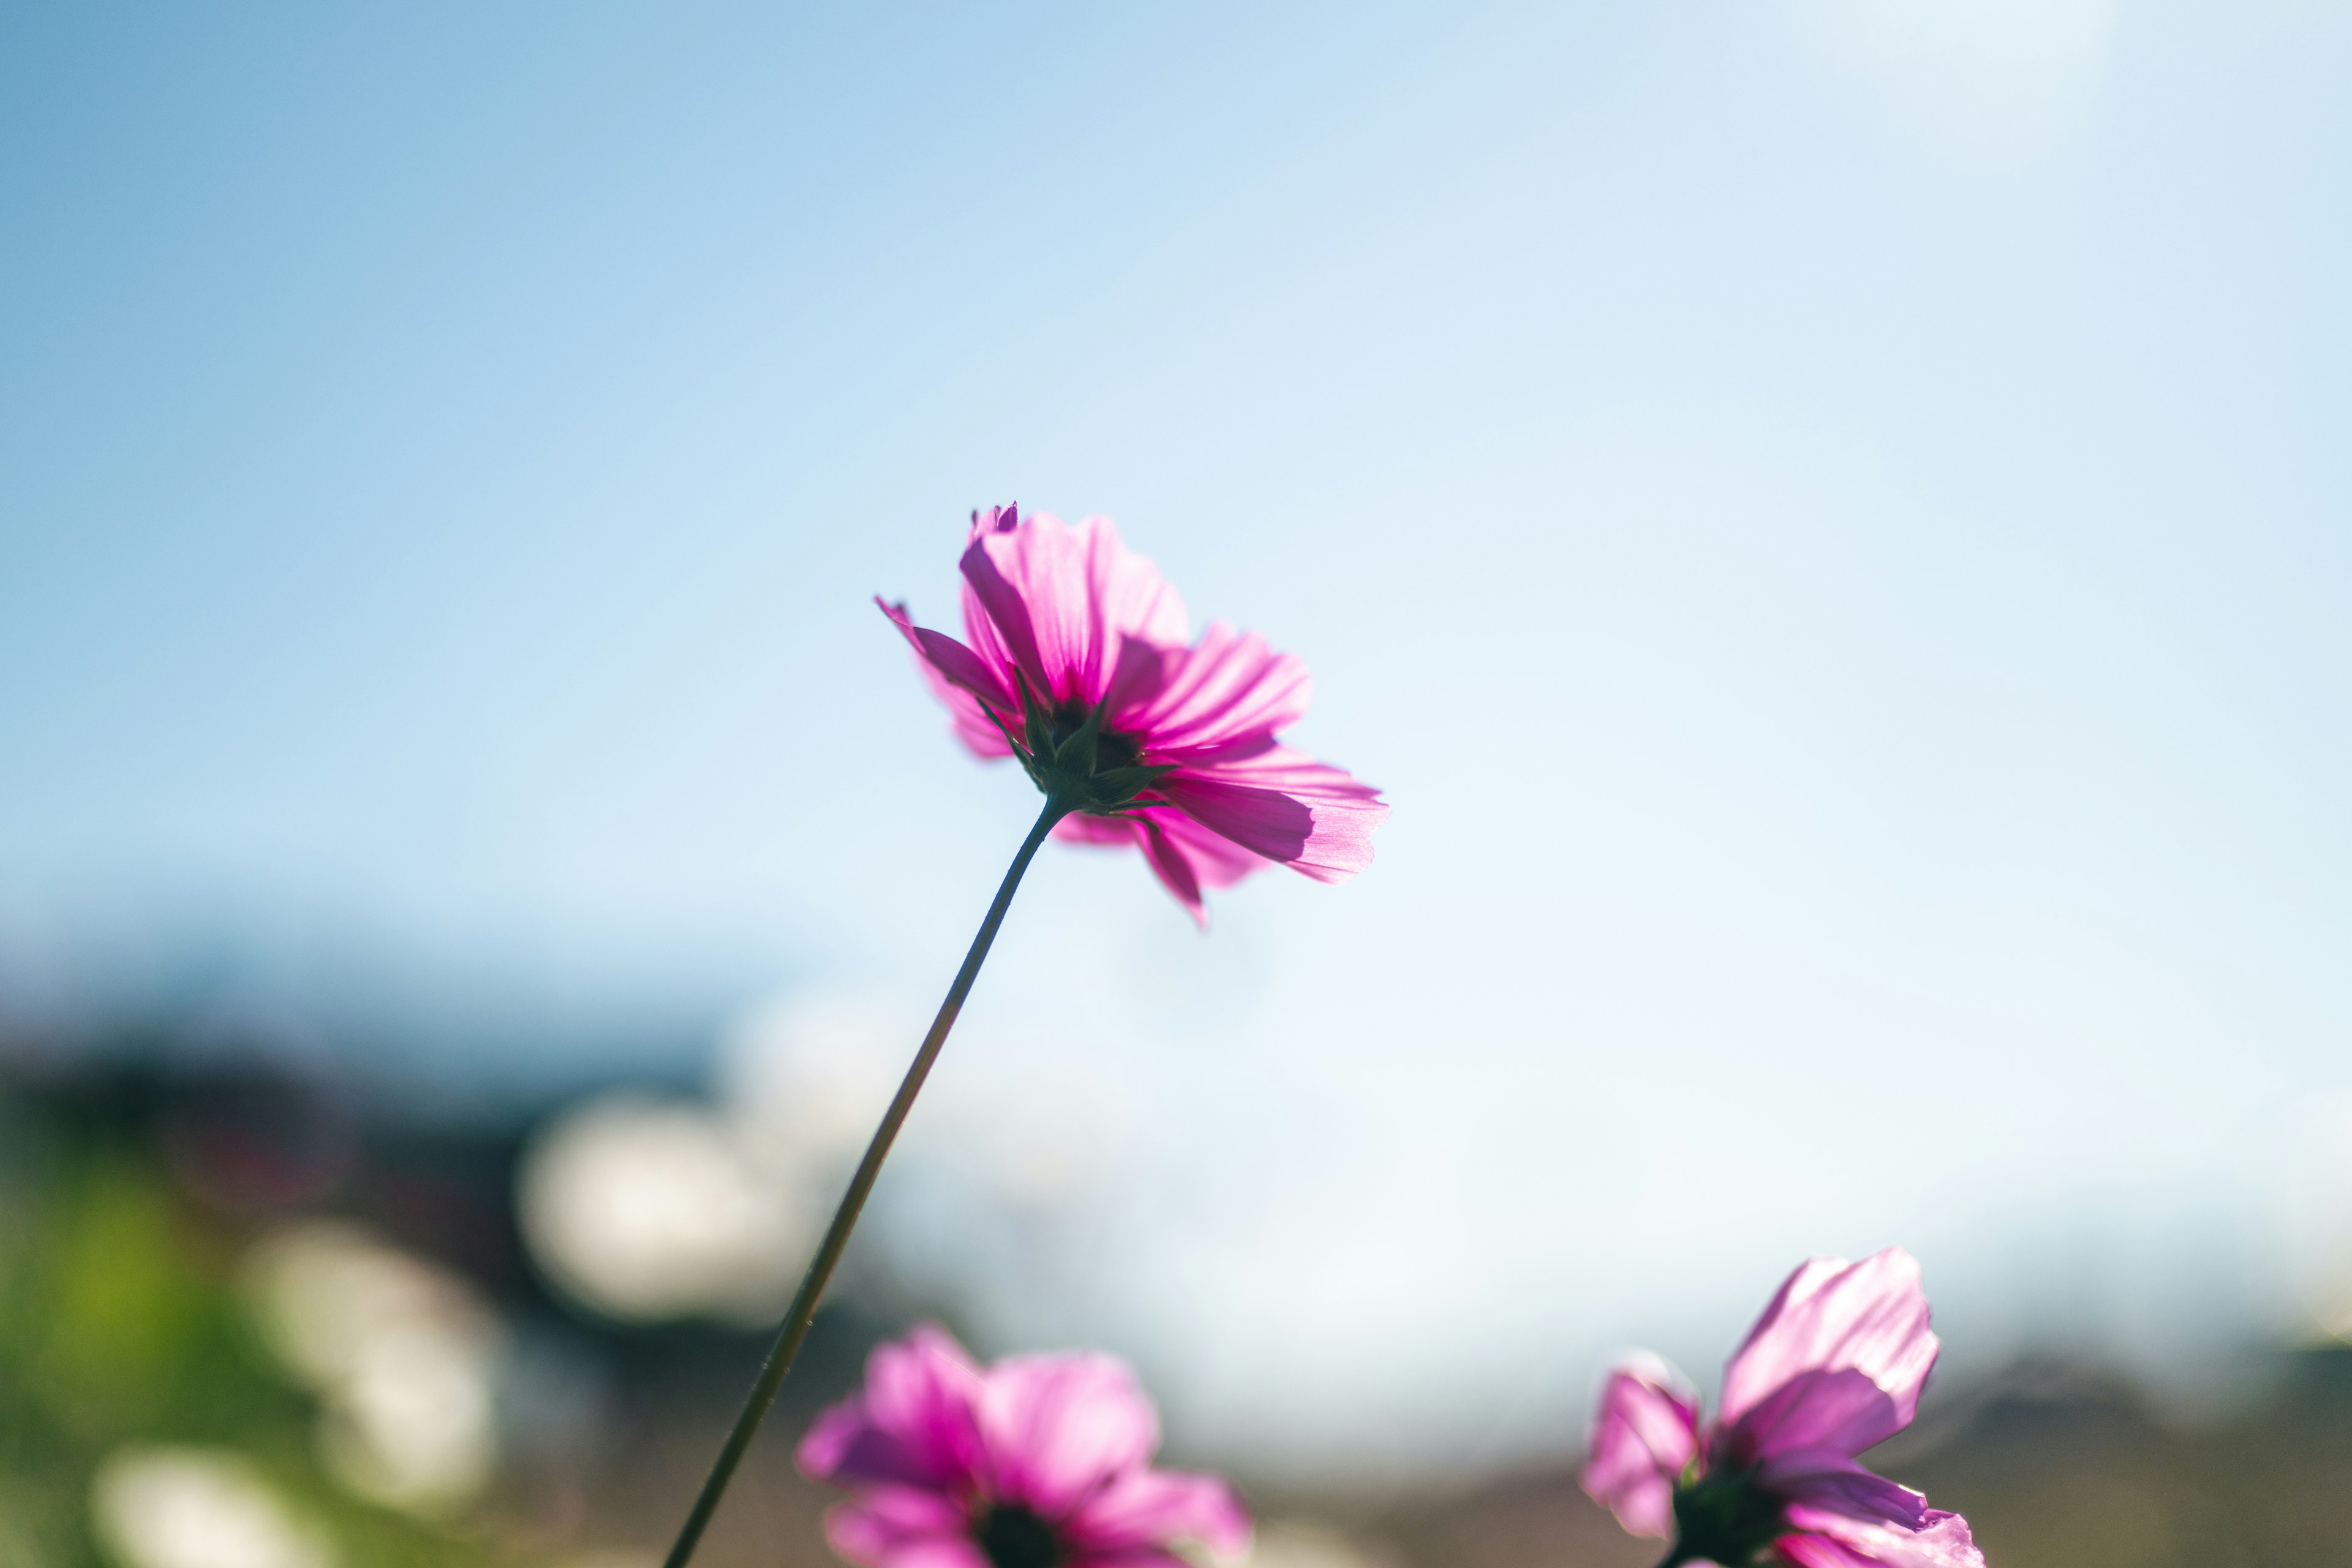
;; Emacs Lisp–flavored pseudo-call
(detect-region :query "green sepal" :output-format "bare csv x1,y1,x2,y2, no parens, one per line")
1052,699,1107,775
1665,1466,1785,1568
977,701,1031,763
1015,671,1054,761
1085,763,1177,803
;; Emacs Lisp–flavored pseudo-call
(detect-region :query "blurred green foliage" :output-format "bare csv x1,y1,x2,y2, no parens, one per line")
0,1118,510,1568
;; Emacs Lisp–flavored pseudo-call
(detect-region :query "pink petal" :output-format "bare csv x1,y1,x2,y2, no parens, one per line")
1776,1508,1984,1568
870,1549,992,1568
1066,516,1189,696
1135,816,1208,927
1774,1531,1878,1568
1717,1370,1906,1472
1149,807,1269,888
821,1488,986,1568
960,513,1189,709
1757,1450,1928,1529
1118,622,1309,752
1053,812,1136,850
1718,1250,1939,1464
1054,808,1270,925
799,1324,988,1493
1102,634,1172,718
879,598,1015,709
1064,1468,1251,1556
1135,809,1273,925
845,1540,992,1568
1155,746,1388,884
878,598,1017,760
957,554,1049,701
978,1351,1161,1518
1579,1356,1701,1540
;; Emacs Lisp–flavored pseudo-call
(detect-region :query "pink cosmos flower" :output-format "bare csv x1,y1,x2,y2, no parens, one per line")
881,505,1387,923
1581,1249,1985,1568
798,1324,1251,1568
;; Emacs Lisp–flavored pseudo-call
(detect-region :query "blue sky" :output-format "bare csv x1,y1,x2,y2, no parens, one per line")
4,0,2350,1469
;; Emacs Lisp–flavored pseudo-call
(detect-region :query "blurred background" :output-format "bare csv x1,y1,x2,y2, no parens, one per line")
3,1,2349,1564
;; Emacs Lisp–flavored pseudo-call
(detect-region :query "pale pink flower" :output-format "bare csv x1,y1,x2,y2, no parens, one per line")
881,505,1387,923
1581,1249,1985,1568
798,1324,1250,1568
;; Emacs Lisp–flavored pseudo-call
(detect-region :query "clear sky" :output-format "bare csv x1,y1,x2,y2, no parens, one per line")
4,0,2349,1472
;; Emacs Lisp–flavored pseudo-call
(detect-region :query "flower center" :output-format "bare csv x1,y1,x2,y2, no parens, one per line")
1049,701,1141,772
1008,696,1171,815
973,1504,1065,1568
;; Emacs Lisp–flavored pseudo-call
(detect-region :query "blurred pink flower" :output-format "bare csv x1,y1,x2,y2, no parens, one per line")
799,1324,1250,1568
1581,1249,1985,1568
881,505,1387,923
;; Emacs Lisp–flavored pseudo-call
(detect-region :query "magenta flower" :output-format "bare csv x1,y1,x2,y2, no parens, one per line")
881,505,1387,922
798,1324,1251,1568
657,508,1375,1568
1582,1250,1985,1568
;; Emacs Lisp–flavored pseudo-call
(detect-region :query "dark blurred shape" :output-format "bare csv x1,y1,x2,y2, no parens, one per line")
0,1039,886,1567
7,1040,2350,1567
159,1061,359,1216
1879,1356,2352,1568
0,1091,483,1566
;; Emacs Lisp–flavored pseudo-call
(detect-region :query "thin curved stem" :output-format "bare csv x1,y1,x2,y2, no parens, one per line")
661,799,1069,1567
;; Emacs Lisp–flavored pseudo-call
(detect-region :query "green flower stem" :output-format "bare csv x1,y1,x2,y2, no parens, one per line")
661,798,1070,1568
